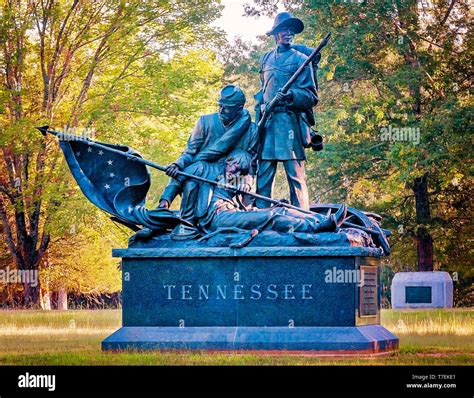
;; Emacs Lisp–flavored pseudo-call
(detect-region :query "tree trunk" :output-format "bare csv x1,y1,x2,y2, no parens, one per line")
393,3,433,270
57,287,68,310
23,282,41,308
412,173,434,271
40,288,52,310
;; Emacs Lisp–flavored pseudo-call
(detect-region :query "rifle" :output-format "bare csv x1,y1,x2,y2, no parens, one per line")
257,32,332,136
36,126,382,236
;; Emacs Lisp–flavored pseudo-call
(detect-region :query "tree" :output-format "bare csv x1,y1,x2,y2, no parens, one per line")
244,1,472,299
0,0,224,306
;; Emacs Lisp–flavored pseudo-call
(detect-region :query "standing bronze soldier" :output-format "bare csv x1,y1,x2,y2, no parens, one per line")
255,12,319,210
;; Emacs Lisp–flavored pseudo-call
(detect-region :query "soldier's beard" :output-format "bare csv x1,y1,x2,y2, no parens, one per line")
219,112,238,126
277,41,292,51
218,114,228,124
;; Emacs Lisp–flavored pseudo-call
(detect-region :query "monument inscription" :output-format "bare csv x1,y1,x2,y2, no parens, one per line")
405,286,432,304
162,283,314,301
121,256,357,328
360,266,378,316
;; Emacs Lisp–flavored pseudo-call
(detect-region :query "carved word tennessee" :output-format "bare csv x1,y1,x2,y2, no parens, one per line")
163,284,313,300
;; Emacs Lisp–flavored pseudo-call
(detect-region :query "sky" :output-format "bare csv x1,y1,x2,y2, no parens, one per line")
213,0,282,43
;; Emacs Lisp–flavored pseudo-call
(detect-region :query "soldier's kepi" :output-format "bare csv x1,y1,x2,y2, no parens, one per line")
157,85,258,222
255,12,325,210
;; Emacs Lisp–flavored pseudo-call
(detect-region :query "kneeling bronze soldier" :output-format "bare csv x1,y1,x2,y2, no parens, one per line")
158,85,258,224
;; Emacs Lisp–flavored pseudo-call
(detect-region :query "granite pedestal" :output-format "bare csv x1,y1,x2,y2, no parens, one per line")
102,244,398,353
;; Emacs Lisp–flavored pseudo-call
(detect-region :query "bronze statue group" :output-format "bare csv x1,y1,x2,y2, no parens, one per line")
41,12,390,252
155,12,347,238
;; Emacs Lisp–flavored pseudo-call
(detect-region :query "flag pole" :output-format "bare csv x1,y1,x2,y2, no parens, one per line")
37,126,381,236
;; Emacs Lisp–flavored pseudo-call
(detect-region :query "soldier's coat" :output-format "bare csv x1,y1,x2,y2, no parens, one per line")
160,109,258,207
258,47,318,161
174,109,257,170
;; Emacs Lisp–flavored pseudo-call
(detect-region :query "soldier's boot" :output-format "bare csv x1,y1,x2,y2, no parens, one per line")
314,204,347,232
170,223,201,240
334,203,347,227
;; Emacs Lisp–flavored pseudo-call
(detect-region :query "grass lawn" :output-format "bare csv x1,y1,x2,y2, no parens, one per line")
0,308,472,365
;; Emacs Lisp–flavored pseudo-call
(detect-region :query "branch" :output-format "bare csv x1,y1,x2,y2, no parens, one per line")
29,139,47,243
48,0,80,108
0,183,14,203
429,0,457,54
37,231,50,265
67,4,125,127
440,0,456,28
31,0,53,111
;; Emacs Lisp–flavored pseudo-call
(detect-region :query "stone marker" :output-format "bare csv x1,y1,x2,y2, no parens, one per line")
391,272,453,309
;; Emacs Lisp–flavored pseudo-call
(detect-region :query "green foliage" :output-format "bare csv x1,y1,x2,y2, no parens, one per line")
1,0,471,305
0,0,225,299
242,0,472,304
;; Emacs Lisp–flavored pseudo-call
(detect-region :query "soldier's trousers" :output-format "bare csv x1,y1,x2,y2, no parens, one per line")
256,159,310,210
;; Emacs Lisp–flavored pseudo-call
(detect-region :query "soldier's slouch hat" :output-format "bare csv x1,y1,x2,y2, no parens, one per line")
266,12,304,36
